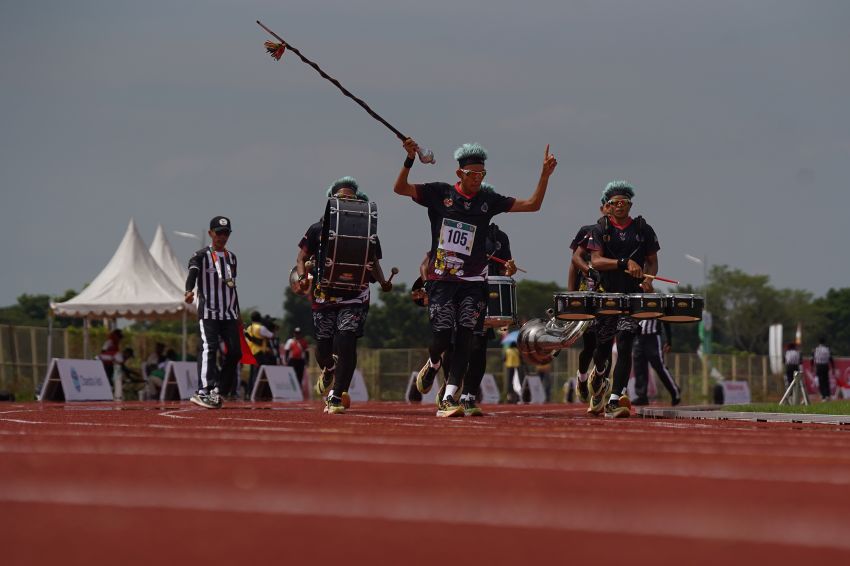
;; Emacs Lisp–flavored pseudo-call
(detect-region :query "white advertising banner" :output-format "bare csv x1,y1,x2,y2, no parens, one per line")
348,369,369,402
251,365,303,402
721,381,752,405
522,375,547,404
159,361,199,401
40,359,113,402
479,373,500,404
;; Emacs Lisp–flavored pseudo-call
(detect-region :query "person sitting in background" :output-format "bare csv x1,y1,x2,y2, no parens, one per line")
245,311,275,398
97,329,124,384
145,342,167,375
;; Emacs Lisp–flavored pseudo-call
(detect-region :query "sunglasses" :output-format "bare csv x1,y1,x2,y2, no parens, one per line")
607,199,631,207
460,169,487,179
213,230,232,236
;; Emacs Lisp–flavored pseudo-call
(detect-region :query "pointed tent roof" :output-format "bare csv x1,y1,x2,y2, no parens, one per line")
149,225,187,290
52,219,190,318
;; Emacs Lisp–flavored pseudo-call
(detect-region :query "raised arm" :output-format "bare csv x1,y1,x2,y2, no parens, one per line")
393,138,419,198
509,144,558,212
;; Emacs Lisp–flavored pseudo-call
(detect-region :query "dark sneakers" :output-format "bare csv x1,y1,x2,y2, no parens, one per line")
314,354,338,397
460,397,484,417
416,360,439,394
190,388,222,409
324,395,346,414
672,394,682,407
436,396,464,418
577,375,590,404
605,398,631,418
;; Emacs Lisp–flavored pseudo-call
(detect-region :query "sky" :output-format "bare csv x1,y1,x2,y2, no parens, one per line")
2,0,849,317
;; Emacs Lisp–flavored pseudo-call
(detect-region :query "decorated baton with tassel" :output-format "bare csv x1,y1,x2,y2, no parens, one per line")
257,20,435,164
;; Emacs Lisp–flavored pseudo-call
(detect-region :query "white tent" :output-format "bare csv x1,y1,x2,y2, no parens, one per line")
149,224,188,290
50,219,193,359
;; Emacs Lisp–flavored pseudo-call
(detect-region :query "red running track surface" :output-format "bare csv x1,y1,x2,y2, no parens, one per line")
2,401,850,565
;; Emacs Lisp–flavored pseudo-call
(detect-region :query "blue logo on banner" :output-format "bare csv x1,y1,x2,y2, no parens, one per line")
70,367,81,392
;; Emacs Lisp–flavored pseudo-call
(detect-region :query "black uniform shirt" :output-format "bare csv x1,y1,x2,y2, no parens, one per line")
485,224,512,277
586,217,660,294
413,182,515,282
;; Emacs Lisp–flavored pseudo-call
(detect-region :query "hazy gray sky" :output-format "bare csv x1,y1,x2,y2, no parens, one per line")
3,0,849,317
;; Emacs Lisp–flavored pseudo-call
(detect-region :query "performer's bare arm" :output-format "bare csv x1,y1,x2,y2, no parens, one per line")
569,247,589,291
509,145,558,212
393,138,419,197
296,247,311,292
419,252,430,280
641,254,658,292
590,250,644,280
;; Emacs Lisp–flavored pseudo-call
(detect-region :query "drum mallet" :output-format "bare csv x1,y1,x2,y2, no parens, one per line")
382,267,399,292
488,255,527,274
257,20,436,164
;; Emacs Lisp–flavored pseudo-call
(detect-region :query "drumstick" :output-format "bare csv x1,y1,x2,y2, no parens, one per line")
639,273,680,285
488,255,527,274
381,266,399,291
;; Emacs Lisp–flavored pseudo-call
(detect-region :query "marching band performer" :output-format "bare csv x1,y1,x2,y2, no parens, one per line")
585,182,660,418
295,177,392,414
394,138,556,417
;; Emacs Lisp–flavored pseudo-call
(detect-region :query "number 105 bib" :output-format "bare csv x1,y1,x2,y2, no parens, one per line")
439,219,476,256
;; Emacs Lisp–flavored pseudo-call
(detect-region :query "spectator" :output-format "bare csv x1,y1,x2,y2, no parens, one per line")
504,341,522,404
97,329,123,384
245,311,275,398
784,342,801,388
812,338,836,401
113,347,144,400
145,342,167,375
283,327,310,392
535,360,553,402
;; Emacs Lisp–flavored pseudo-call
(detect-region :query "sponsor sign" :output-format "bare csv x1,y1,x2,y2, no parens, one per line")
251,365,303,402
159,361,199,401
721,381,751,405
479,373,500,404
522,375,547,404
348,369,369,402
40,359,112,402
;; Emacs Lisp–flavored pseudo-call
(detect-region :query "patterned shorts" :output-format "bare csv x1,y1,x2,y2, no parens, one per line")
312,303,368,341
594,314,639,344
427,281,487,333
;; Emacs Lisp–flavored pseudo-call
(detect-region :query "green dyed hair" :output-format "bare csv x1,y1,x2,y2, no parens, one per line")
327,176,369,201
479,182,495,193
454,143,488,167
601,180,635,204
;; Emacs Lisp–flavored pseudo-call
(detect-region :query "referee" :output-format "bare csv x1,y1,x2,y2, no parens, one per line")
812,337,835,401
632,318,681,406
184,216,242,409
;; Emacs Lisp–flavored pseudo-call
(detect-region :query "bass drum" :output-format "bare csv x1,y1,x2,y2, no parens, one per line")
484,276,517,328
319,196,378,295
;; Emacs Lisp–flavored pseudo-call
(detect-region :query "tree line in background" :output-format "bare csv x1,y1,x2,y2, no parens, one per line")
3,264,847,356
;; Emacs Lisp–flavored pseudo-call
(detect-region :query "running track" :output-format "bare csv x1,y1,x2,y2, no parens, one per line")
2,401,850,565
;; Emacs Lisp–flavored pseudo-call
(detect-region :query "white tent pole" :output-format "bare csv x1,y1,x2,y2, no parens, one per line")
181,308,187,361
83,318,90,359
46,311,54,365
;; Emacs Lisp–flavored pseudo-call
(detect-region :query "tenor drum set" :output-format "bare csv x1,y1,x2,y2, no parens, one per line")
553,291,704,322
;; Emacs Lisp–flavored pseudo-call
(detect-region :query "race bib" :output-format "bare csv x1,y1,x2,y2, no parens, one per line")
439,219,476,256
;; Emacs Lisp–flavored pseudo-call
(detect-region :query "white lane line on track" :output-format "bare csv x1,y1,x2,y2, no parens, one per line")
160,410,195,419
3,441,850,487
2,482,849,553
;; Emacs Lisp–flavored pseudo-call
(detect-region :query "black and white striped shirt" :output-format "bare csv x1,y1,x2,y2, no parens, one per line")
813,344,832,365
784,349,801,366
638,319,672,347
186,247,240,320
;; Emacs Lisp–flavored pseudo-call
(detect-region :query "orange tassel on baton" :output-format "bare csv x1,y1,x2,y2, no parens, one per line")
264,41,286,61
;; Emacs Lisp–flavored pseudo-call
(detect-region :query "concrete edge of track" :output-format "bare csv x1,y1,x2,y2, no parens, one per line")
637,405,850,425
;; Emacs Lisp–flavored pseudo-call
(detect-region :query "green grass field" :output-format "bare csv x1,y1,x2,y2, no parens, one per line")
722,400,850,415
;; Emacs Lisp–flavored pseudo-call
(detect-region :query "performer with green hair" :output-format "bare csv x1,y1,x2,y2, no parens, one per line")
394,138,557,417
585,180,661,418
294,177,391,414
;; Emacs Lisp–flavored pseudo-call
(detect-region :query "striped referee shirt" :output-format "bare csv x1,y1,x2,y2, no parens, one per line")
813,344,832,365
186,247,240,320
784,349,801,366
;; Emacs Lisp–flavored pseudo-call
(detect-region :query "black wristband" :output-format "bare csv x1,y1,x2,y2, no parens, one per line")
403,156,415,169
617,258,628,271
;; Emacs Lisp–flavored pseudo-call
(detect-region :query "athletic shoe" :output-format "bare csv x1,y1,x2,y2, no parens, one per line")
588,363,610,398
604,398,630,418
618,396,632,410
416,359,439,394
436,379,447,407
324,395,346,414
436,397,464,418
461,397,484,417
631,396,649,406
671,394,681,407
190,390,221,409
314,355,338,397
577,372,590,404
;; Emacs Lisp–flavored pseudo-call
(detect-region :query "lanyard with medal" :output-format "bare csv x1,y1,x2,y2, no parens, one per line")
209,247,235,288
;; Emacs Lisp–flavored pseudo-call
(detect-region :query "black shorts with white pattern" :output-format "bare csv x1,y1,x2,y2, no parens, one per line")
594,314,639,344
312,304,368,341
426,280,487,333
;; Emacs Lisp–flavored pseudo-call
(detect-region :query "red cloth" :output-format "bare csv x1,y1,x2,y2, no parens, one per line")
238,322,257,365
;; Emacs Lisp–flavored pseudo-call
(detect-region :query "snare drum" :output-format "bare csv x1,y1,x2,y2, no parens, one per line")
554,291,597,320
595,293,628,315
319,196,378,295
628,293,665,319
484,276,517,328
659,294,704,322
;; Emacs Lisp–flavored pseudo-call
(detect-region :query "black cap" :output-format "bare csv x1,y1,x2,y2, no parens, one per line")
210,216,232,232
